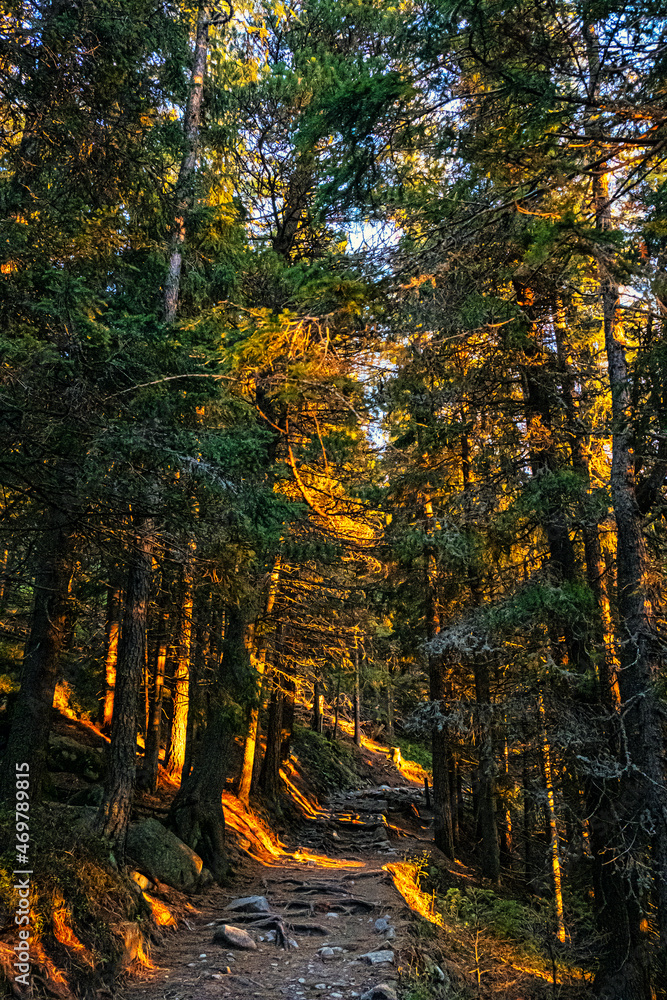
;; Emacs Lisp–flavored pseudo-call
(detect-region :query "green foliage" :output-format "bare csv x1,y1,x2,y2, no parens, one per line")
394,738,432,773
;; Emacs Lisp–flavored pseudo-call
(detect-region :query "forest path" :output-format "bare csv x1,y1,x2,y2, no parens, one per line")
118,784,433,1000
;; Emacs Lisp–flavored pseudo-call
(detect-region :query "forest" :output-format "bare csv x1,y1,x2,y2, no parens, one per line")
0,1,666,998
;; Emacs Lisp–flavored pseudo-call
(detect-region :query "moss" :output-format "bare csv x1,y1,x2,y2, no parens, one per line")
291,725,361,794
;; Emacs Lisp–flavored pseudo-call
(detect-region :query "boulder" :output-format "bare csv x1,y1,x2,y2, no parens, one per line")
212,924,257,950
226,895,269,913
126,818,204,892
48,734,105,780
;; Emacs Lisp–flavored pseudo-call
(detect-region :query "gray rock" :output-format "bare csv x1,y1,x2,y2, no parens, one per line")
212,924,257,950
226,895,270,913
360,950,394,966
360,986,398,1000
126,818,205,892
374,917,390,933
384,926,395,940
319,947,335,959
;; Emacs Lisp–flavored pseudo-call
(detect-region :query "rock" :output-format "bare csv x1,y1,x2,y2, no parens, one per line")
319,947,335,959
130,870,152,891
289,938,299,949
433,965,447,983
360,986,398,1000
212,924,257,950
126,818,204,892
374,917,390,933
360,950,394,965
67,783,104,807
226,895,270,913
384,927,395,940
48,734,106,779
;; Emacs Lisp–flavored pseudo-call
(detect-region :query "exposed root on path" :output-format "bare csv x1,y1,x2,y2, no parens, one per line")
222,793,363,868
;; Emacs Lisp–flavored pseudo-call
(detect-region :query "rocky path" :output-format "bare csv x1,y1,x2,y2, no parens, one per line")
118,785,433,1000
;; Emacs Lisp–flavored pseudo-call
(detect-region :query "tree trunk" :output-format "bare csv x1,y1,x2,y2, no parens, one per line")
281,663,296,763
332,668,341,741
167,600,245,882
238,554,281,803
182,587,209,782
0,509,74,802
101,583,121,732
141,571,170,793
167,696,232,883
163,0,211,323
312,678,323,733
449,754,459,846
95,520,153,860
259,679,284,804
166,546,195,779
353,641,361,747
538,693,566,942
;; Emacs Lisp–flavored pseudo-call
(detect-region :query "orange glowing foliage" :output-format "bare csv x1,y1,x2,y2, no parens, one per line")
222,792,362,868
142,893,177,928
384,861,444,927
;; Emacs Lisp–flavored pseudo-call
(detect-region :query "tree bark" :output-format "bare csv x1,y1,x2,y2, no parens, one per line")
167,600,245,882
258,674,284,804
353,640,361,747
141,570,170,793
0,509,74,802
312,678,323,734
95,520,153,860
166,544,195,778
238,554,281,803
101,583,121,732
163,0,213,323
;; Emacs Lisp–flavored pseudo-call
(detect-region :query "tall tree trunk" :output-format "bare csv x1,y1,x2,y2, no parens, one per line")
95,520,153,860
424,491,454,860
583,24,665,994
353,640,361,747
538,693,566,942
332,668,341,741
461,429,499,880
141,571,170,793
259,672,284,804
312,678,323,734
163,0,211,323
166,545,195,778
167,600,245,882
167,694,232,883
182,586,209,782
238,554,281,804
281,654,296,763
101,583,121,732
1,509,74,802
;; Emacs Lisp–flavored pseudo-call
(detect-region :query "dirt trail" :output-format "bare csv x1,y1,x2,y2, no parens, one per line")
118,785,433,1000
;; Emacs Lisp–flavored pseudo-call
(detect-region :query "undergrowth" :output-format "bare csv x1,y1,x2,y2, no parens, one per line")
291,724,361,794
0,803,148,997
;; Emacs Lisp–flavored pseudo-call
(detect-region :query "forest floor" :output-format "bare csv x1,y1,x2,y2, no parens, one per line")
108,728,592,1000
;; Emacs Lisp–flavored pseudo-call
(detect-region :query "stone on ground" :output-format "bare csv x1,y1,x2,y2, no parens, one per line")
212,924,258,950
361,949,394,965
360,986,398,1000
226,895,270,913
